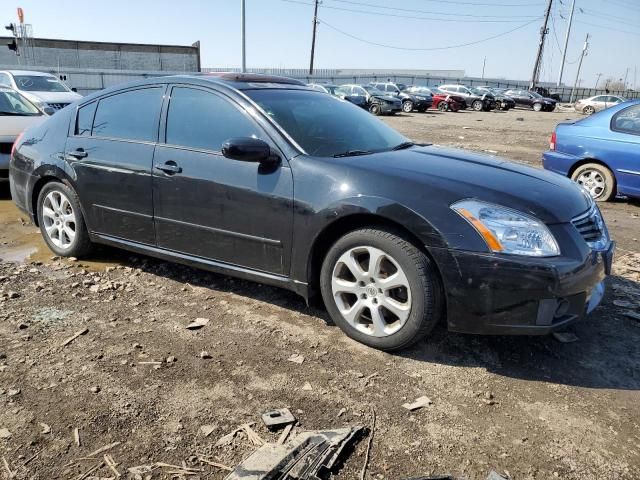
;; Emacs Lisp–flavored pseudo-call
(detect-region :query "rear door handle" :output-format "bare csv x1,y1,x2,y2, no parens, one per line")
154,162,182,175
69,148,88,159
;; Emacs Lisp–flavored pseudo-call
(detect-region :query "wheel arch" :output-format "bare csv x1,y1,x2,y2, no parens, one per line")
567,158,617,196
305,212,446,307
30,167,82,227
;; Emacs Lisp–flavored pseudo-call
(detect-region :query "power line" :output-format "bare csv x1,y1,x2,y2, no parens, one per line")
607,0,640,13
580,9,640,30
413,0,544,6
575,20,640,38
317,16,541,51
282,0,540,22
326,0,540,18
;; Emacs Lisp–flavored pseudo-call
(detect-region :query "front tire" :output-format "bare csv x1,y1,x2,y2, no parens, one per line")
437,101,448,112
320,228,442,351
369,103,382,116
533,102,543,112
583,105,595,115
37,181,93,257
571,163,616,202
472,100,483,111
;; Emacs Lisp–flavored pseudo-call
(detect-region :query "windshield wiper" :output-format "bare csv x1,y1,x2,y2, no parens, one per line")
333,149,373,158
0,111,38,116
391,141,416,150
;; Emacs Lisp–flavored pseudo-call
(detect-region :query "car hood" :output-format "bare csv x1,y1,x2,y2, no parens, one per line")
20,90,82,104
372,94,400,102
0,115,45,141
349,145,590,223
539,97,556,104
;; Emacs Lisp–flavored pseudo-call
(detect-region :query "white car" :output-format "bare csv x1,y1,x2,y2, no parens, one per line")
0,86,47,182
0,70,82,112
574,95,626,115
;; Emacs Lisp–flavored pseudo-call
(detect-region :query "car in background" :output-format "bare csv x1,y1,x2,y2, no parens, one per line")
543,100,640,201
475,86,516,111
369,82,433,113
0,70,82,112
532,86,563,102
9,73,614,351
438,84,496,111
404,86,461,112
0,86,49,182
504,89,556,112
574,95,626,115
307,83,367,109
340,84,401,115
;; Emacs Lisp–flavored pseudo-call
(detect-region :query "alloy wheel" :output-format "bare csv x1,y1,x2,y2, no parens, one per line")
402,100,413,113
41,190,77,250
584,106,595,115
576,169,606,199
331,246,412,337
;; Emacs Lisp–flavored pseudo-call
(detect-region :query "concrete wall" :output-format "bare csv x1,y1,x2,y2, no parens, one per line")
0,36,200,72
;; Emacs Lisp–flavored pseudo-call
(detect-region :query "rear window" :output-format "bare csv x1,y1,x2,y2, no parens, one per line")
92,88,163,142
75,102,97,136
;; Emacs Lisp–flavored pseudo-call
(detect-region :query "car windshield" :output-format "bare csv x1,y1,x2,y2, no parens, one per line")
0,89,41,115
13,75,70,92
246,89,408,157
363,86,385,95
470,88,487,95
408,87,432,94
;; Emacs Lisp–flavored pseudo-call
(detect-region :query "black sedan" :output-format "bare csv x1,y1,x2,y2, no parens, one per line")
503,89,557,112
10,74,614,351
307,83,367,108
475,86,516,110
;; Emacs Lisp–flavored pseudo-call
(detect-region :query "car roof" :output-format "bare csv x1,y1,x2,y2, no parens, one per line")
0,70,56,77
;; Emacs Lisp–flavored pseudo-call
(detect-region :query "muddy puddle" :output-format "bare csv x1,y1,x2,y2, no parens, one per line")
0,188,124,270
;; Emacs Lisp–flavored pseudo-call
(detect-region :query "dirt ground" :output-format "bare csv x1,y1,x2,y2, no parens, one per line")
1,108,639,480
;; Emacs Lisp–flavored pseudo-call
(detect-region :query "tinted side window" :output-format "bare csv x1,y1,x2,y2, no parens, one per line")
92,87,163,142
75,102,97,136
166,87,263,152
611,105,640,135
0,73,11,87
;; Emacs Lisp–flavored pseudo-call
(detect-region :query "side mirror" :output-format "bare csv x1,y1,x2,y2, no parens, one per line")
43,106,55,115
222,137,279,166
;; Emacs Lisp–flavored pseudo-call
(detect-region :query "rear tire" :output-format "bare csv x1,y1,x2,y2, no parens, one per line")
37,181,93,258
320,228,442,351
437,101,448,112
571,163,616,202
472,100,483,111
583,105,595,115
402,100,414,113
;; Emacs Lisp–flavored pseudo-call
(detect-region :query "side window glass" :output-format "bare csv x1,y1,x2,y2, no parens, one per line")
75,102,97,136
166,87,264,152
0,73,11,87
612,105,640,135
93,87,163,142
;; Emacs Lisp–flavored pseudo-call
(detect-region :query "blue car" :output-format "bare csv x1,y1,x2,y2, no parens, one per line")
543,100,640,201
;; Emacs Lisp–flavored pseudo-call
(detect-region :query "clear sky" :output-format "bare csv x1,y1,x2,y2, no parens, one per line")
1,0,639,88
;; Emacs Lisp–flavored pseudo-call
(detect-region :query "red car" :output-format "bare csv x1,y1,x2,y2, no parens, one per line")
404,86,462,112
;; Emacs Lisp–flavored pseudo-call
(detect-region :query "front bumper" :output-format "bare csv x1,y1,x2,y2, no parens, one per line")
380,102,401,113
430,240,613,335
414,99,433,109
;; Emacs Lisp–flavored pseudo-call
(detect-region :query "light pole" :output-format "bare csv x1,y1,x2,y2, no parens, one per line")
241,0,246,73
557,0,575,87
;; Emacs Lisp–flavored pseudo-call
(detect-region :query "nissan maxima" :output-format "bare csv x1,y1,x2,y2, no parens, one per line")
9,74,614,351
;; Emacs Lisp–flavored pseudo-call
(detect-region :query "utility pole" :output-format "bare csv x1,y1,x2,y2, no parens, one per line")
309,0,319,75
595,72,602,89
481,56,486,80
623,67,629,89
556,0,575,87
241,0,246,73
570,33,589,103
530,0,553,90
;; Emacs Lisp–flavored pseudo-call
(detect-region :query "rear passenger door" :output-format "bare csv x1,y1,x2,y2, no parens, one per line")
152,85,293,275
67,86,164,245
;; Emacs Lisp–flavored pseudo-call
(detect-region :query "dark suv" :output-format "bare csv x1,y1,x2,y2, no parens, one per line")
369,82,433,113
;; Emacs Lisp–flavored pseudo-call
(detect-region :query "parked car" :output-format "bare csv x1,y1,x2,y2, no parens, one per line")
307,83,367,108
504,89,556,112
340,84,401,115
543,100,640,201
0,70,82,112
369,82,433,113
574,95,626,115
475,86,516,110
10,73,614,351
532,86,563,102
404,86,461,112
438,84,496,111
0,86,49,182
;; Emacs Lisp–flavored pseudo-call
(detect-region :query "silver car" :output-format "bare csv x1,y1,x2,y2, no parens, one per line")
0,87,47,182
0,70,82,112
575,95,626,115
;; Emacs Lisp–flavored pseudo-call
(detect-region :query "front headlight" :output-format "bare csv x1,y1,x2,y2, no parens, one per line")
452,199,560,257
415,95,426,100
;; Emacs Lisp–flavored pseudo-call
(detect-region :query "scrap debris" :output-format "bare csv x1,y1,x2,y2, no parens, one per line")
215,423,264,447
60,327,89,347
277,424,294,445
186,317,210,330
359,406,376,480
224,426,364,480
287,353,305,364
261,408,296,431
402,396,433,411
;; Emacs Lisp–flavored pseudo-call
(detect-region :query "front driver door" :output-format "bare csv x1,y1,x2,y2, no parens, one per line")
152,85,293,275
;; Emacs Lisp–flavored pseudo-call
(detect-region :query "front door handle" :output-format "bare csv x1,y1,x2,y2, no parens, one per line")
69,148,88,159
154,161,182,175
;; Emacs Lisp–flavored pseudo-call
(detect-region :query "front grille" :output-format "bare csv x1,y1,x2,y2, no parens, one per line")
48,103,69,110
0,143,12,154
572,206,604,243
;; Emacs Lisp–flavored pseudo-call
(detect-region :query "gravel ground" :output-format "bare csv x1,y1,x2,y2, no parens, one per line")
0,108,639,480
